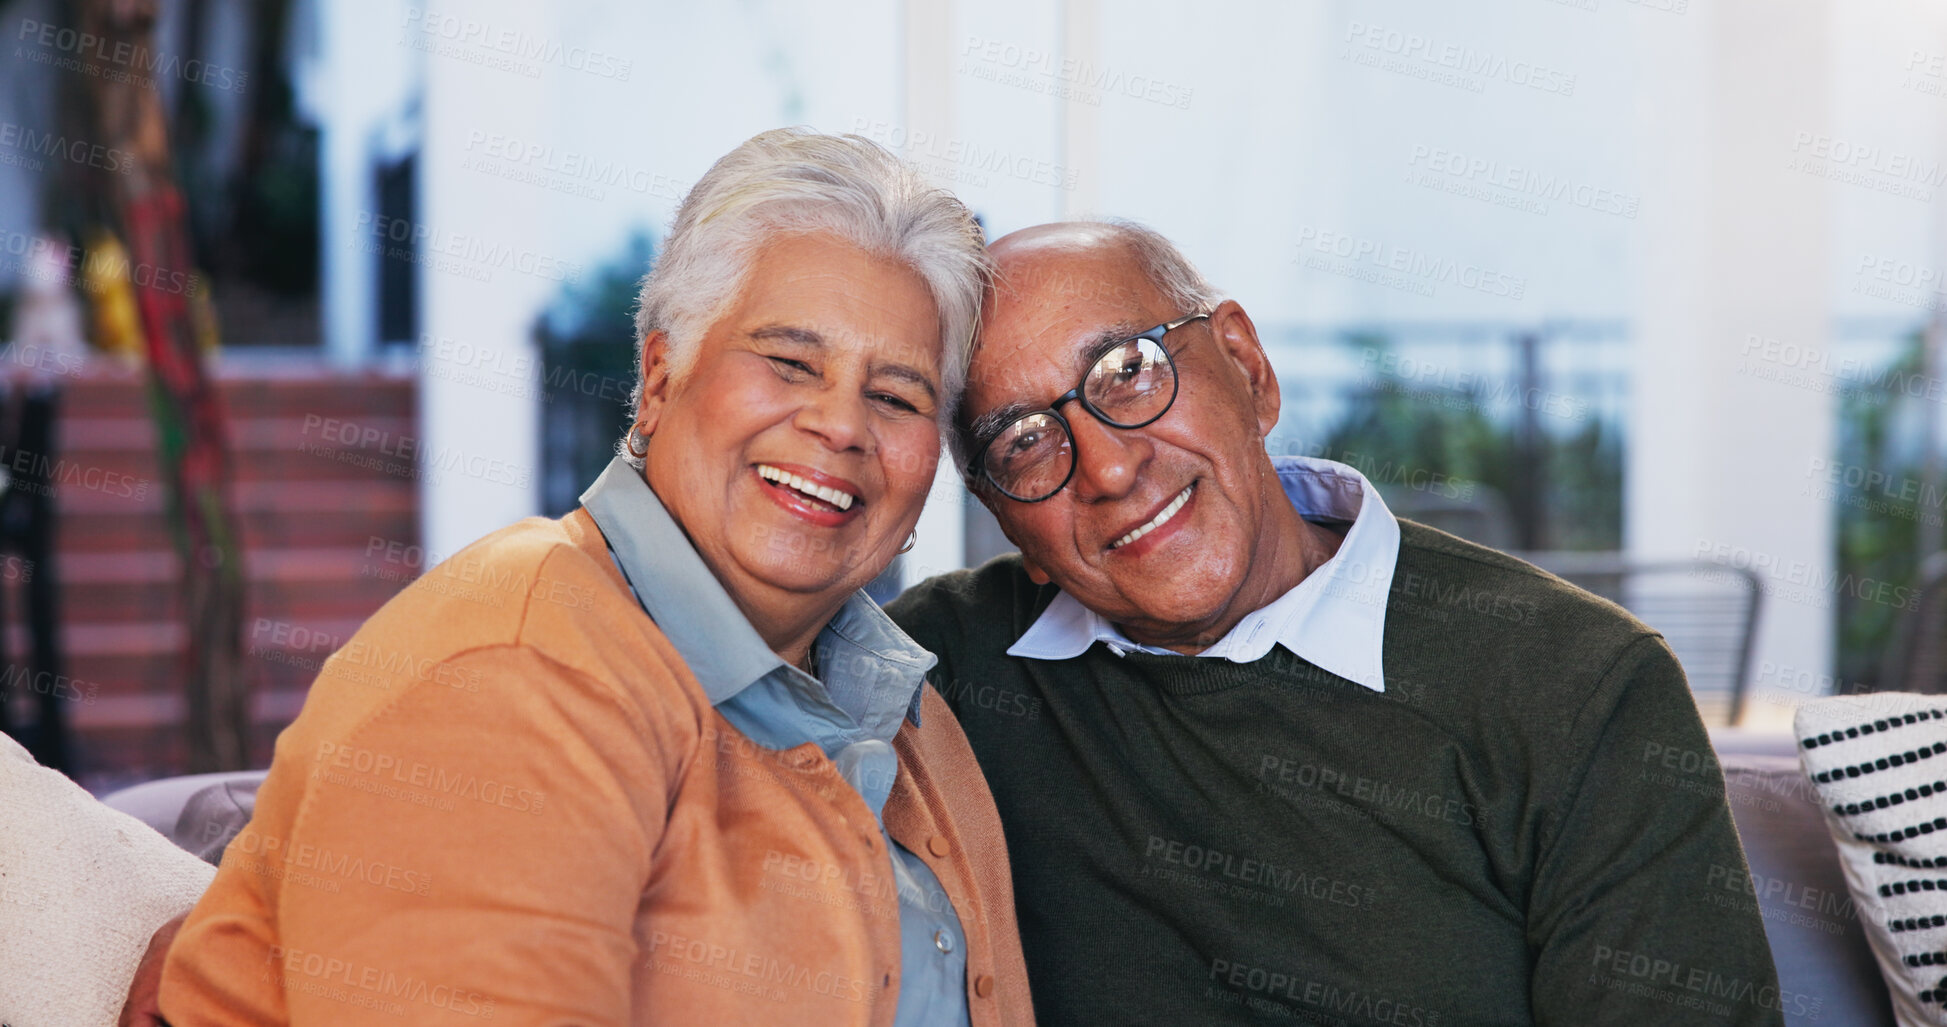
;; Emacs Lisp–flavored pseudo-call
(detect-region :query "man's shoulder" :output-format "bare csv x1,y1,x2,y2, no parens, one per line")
1392,519,1655,644
1384,519,1680,722
887,553,1056,656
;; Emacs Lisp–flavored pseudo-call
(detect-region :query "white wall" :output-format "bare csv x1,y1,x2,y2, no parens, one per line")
353,0,1947,707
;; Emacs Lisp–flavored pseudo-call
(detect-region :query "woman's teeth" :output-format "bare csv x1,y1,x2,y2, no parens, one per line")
756,464,856,511
1113,485,1193,549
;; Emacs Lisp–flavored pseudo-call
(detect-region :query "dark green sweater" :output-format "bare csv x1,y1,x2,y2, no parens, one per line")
888,521,1784,1026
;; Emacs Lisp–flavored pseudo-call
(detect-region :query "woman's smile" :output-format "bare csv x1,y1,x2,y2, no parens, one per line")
754,461,865,527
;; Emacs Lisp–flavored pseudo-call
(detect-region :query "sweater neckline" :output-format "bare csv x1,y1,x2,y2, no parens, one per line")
1106,646,1340,697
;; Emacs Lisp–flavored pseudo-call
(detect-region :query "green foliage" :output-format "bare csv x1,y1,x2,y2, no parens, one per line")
534,233,655,515
1832,331,1942,688
1316,333,1621,552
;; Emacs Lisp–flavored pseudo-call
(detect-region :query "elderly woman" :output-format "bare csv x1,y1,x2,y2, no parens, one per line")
158,129,1032,1026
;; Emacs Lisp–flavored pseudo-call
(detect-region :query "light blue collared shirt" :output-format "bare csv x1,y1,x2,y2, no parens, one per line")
580,457,970,1027
1006,456,1402,692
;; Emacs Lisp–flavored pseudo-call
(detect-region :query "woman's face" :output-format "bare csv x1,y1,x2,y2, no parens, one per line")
636,232,945,614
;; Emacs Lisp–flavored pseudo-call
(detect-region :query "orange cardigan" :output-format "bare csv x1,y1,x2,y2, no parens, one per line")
160,509,1034,1026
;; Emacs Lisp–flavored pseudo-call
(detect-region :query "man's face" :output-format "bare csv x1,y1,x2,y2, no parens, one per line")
965,239,1286,645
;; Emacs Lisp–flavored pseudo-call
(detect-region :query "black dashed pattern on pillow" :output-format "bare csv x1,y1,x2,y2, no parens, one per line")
1799,695,1947,1022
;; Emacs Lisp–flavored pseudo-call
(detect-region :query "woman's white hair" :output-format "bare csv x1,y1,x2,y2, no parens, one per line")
621,127,991,467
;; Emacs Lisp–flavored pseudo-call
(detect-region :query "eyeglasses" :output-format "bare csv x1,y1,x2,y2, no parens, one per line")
969,312,1208,502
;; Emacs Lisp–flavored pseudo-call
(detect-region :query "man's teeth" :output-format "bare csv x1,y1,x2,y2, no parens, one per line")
756,464,855,511
1112,485,1193,549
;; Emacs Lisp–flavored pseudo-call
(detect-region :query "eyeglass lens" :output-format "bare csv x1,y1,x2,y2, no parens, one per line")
983,335,1175,500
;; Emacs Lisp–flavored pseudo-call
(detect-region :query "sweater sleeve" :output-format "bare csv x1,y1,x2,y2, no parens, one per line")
1526,634,1784,1026
161,645,673,1027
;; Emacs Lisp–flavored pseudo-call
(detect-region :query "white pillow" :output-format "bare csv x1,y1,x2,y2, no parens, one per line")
0,734,216,1027
1798,693,1947,1027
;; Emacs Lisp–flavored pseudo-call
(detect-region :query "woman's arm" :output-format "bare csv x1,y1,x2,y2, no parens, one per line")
162,644,679,1026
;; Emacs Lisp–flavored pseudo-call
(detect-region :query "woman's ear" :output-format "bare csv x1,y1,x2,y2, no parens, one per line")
633,331,674,434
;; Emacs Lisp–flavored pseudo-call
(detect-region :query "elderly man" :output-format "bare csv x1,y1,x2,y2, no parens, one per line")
886,221,1782,1025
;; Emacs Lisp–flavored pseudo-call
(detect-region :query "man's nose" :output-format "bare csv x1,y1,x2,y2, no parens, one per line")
1066,413,1147,502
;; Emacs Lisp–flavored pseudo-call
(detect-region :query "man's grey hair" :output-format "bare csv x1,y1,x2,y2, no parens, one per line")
621,127,991,468
1098,217,1223,317
951,218,1223,477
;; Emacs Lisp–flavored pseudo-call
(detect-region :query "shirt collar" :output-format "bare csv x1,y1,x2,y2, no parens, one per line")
1005,455,1401,693
579,456,932,726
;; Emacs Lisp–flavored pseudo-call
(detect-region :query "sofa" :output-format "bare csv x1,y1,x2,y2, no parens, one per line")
84,729,1886,1025
1713,728,1895,1026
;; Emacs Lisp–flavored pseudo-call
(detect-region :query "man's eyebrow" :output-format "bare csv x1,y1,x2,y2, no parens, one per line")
966,320,1151,445
747,324,823,346
968,401,1036,445
1075,321,1149,371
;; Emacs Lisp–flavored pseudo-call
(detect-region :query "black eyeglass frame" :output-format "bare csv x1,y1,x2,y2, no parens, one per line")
969,311,1210,503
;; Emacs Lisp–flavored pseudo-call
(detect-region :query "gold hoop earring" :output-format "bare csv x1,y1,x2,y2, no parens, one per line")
627,425,650,458
898,531,917,554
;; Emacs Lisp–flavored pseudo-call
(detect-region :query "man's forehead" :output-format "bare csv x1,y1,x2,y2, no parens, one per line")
993,254,1155,314
980,249,1159,352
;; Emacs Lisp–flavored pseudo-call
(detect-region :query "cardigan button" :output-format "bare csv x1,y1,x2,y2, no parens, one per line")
927,835,951,858
974,974,994,998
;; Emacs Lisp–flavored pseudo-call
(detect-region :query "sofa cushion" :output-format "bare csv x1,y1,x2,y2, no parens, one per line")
0,734,216,1027
1797,694,1947,1027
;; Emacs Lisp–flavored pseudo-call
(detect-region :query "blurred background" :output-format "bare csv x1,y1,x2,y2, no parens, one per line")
2,0,1944,790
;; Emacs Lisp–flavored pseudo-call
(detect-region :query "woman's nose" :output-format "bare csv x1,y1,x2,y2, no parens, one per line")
795,386,872,453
